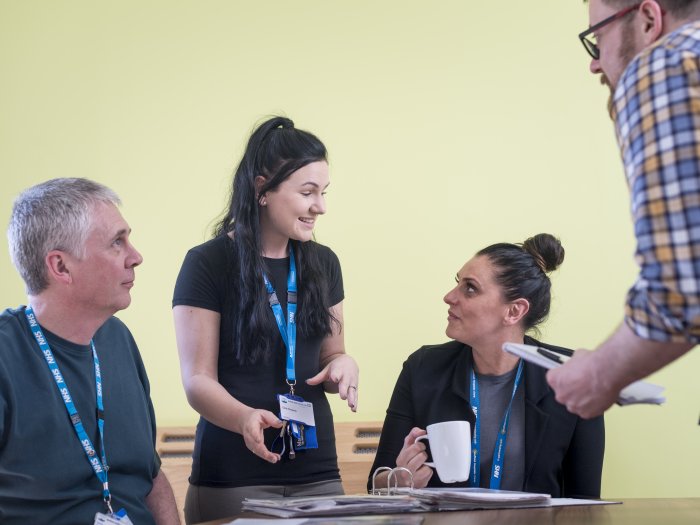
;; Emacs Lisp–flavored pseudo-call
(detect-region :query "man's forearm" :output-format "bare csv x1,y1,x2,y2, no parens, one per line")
595,322,694,390
547,322,695,418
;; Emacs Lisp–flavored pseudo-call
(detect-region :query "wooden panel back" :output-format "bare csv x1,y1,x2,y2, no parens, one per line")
334,421,382,495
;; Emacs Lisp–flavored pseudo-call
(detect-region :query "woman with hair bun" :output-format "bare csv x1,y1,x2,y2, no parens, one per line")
369,234,604,498
173,116,358,523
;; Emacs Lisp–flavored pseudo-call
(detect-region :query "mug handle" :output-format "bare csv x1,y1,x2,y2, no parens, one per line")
414,435,435,468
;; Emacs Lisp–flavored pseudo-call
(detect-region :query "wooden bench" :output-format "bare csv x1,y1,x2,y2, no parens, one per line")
156,421,382,520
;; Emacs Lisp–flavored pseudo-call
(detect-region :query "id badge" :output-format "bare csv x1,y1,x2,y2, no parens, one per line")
278,394,315,426
94,509,133,525
94,513,120,525
278,394,318,450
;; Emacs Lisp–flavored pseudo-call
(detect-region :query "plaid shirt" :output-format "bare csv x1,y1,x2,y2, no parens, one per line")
613,21,700,343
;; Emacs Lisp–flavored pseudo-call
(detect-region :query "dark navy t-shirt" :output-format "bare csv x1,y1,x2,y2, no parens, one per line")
0,307,159,525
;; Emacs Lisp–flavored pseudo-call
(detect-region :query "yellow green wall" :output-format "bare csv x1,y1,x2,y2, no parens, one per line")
1,0,698,498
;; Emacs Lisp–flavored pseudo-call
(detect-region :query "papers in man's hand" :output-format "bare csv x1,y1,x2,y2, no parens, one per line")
502,342,666,405
616,380,666,405
502,342,570,370
241,495,423,518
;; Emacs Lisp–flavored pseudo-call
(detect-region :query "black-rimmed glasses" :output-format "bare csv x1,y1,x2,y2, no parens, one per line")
578,3,641,59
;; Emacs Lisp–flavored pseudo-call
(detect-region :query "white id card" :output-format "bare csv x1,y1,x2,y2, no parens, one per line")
94,510,133,525
94,513,121,525
278,395,315,426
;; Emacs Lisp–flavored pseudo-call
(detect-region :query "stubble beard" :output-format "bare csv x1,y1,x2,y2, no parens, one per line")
603,21,639,121
602,74,615,119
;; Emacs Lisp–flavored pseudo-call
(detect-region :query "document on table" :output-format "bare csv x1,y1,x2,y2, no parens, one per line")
241,495,423,518
395,487,550,510
232,513,424,525
239,489,620,519
549,498,621,506
502,342,666,405
229,517,424,525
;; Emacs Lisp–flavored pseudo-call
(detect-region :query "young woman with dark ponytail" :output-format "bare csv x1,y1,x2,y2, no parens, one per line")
173,116,358,523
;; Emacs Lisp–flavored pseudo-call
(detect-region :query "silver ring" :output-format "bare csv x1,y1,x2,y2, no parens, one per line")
348,385,358,391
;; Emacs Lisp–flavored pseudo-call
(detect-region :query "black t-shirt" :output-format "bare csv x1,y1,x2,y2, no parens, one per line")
172,235,344,487
0,307,159,525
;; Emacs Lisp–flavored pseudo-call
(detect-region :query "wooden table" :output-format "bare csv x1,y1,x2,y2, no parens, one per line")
196,498,700,524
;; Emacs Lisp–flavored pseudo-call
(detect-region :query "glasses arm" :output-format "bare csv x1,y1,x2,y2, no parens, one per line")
578,3,641,40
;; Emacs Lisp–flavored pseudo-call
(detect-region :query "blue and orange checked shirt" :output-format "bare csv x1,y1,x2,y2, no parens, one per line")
613,20,700,344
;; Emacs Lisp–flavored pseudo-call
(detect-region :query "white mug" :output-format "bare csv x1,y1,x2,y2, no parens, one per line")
415,420,471,483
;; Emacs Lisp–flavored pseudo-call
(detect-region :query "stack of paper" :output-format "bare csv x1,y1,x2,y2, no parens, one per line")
240,489,617,520
502,343,666,405
396,487,550,511
231,516,424,525
616,381,665,405
241,495,424,518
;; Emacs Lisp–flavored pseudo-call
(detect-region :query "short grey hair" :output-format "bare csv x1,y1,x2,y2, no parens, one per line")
7,178,121,295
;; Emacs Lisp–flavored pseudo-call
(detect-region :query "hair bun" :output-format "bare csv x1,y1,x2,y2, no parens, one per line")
257,116,295,139
278,117,294,129
522,233,564,273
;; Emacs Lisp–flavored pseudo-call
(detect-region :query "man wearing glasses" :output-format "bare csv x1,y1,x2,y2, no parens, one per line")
547,0,700,418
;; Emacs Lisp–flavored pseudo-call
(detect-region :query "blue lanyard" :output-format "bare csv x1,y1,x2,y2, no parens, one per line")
469,359,524,490
263,247,298,389
24,306,113,513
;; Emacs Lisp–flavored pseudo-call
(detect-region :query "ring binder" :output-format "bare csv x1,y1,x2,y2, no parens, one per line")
371,466,414,495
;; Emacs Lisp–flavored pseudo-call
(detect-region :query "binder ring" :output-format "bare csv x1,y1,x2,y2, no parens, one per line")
370,466,392,495
370,466,414,495
387,467,414,495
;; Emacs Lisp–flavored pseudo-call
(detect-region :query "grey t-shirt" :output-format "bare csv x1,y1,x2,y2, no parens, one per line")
474,366,525,491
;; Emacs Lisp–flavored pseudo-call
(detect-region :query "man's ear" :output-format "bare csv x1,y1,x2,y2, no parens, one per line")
638,0,665,44
504,298,530,326
45,250,73,286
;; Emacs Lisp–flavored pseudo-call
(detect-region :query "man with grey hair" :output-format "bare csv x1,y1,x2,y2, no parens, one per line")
548,0,700,418
0,178,179,524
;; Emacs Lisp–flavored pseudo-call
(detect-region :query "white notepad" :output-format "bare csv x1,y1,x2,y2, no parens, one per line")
502,342,666,406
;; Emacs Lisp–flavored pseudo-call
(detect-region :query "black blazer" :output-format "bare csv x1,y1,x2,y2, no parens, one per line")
368,338,604,498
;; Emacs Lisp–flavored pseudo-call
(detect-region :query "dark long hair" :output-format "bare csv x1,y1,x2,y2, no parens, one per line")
214,116,336,364
477,233,565,331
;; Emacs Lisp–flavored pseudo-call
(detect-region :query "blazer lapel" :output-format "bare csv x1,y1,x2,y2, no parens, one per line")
523,360,550,485
451,345,477,426
451,344,472,401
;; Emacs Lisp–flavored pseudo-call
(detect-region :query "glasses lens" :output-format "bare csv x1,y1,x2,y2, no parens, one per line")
582,36,599,59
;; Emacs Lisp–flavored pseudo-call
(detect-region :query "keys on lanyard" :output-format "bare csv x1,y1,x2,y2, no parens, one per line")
273,420,308,460
276,392,317,458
